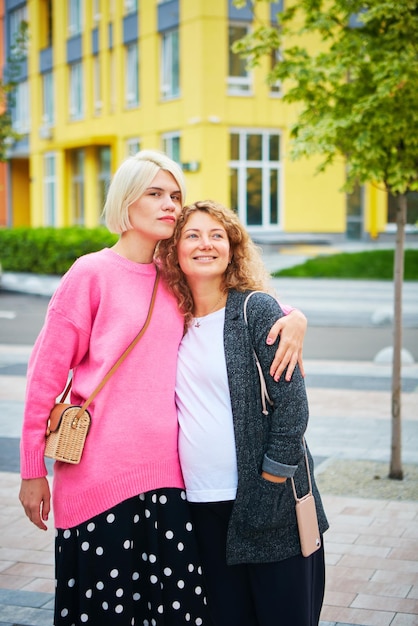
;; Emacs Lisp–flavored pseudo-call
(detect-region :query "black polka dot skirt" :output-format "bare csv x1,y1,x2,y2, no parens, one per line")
54,488,212,625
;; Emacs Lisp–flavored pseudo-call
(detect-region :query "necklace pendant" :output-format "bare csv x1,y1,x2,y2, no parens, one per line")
194,319,201,328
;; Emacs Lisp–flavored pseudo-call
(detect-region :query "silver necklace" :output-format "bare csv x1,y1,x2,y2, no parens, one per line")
194,293,225,328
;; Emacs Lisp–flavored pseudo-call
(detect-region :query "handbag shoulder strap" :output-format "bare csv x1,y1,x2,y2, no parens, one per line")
60,267,160,413
291,438,313,501
243,291,274,415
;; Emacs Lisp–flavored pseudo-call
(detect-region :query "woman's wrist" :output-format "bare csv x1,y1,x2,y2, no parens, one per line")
261,471,287,483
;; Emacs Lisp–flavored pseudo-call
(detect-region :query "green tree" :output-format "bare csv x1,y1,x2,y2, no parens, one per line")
0,20,28,161
234,0,418,479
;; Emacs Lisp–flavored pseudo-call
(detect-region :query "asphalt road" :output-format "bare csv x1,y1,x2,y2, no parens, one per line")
1,291,417,361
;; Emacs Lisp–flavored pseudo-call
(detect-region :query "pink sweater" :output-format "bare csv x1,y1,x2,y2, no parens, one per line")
20,249,185,529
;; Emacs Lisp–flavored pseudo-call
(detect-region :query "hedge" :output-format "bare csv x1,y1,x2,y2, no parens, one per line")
0,226,118,275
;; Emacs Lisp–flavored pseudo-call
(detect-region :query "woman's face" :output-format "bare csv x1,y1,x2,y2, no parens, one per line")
177,210,231,281
128,170,182,242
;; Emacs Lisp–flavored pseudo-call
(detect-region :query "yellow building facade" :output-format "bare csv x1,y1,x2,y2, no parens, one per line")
4,0,389,240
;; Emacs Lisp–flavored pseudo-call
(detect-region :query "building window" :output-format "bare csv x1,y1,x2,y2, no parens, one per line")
162,133,181,163
41,71,54,126
12,81,30,134
40,0,53,48
125,43,139,107
68,0,83,36
44,153,57,225
93,55,102,115
69,61,83,120
124,0,138,14
109,49,116,112
160,28,179,99
9,4,28,52
92,0,101,24
269,47,282,96
228,23,251,94
388,192,418,229
127,138,141,155
97,147,111,221
229,129,281,228
71,149,85,224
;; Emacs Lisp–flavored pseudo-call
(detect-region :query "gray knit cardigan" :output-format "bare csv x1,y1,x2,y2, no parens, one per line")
223,289,329,565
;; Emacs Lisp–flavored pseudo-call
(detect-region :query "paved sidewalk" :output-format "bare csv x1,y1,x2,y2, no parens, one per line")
0,345,417,626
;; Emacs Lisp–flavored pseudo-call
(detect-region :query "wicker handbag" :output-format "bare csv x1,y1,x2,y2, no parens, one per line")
44,268,160,464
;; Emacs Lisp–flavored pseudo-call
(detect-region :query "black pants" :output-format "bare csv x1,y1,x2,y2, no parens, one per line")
190,501,325,626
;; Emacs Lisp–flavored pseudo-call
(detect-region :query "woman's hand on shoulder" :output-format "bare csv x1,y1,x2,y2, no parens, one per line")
266,309,307,382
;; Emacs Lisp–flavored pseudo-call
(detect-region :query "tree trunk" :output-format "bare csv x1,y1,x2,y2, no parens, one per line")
389,193,406,480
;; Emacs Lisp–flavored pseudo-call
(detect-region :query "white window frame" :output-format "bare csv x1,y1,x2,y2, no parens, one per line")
227,22,252,95
109,49,116,113
162,132,181,163
44,152,58,226
92,0,101,24
42,71,54,126
160,28,180,100
69,61,84,120
229,128,282,230
71,149,85,225
9,5,28,53
97,146,111,221
68,0,83,36
126,138,141,155
93,55,102,115
124,0,138,14
269,47,282,97
125,43,139,108
12,80,30,134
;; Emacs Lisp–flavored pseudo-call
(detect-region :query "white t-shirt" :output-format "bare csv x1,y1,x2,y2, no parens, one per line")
176,308,238,503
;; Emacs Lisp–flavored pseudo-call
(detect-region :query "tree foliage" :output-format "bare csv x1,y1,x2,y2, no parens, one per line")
234,0,418,479
233,0,418,195
0,20,28,162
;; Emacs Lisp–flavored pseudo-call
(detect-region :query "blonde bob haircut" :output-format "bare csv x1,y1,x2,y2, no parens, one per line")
157,200,272,328
103,150,186,234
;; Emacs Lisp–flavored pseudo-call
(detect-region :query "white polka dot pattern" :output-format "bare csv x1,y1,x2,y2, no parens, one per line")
54,488,210,625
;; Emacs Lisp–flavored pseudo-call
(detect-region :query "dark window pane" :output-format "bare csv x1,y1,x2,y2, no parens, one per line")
230,168,238,213
269,134,280,161
229,25,248,77
246,168,262,225
270,169,278,224
346,183,362,217
388,191,418,225
247,134,262,161
230,134,239,160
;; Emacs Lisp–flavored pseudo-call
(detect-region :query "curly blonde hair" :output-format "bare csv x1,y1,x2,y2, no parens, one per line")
156,200,272,328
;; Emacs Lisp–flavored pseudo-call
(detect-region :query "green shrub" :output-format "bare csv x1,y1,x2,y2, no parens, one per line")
0,226,118,275
272,249,418,280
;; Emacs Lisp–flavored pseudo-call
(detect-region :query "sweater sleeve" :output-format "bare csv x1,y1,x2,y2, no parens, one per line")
278,301,294,315
20,262,96,479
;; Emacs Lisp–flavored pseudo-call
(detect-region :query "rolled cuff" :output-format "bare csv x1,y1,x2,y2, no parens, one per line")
262,454,297,478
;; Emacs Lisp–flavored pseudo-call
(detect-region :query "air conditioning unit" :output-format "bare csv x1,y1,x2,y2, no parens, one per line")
39,125,53,140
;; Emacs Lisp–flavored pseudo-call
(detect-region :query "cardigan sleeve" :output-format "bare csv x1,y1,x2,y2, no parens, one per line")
244,292,308,475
